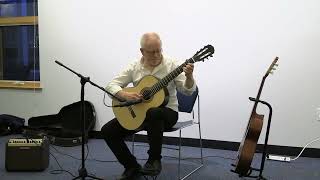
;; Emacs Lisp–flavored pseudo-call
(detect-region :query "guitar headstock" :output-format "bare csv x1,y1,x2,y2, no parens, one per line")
264,57,279,78
190,44,215,63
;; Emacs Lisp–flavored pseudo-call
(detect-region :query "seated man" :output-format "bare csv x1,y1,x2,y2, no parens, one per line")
101,32,196,180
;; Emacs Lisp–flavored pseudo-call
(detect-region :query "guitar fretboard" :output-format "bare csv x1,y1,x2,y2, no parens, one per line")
147,58,195,97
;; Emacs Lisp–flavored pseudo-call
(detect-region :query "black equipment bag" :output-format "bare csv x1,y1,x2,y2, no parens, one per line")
26,101,96,146
0,114,25,136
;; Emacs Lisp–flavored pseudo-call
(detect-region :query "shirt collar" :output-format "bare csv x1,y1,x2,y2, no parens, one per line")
139,57,165,74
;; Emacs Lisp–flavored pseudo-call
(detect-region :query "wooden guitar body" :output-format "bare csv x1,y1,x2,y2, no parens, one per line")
112,75,169,130
234,112,264,175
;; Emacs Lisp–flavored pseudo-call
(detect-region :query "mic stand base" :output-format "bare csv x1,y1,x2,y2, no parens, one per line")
73,168,104,180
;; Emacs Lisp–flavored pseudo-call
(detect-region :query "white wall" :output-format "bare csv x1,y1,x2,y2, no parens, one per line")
1,0,319,148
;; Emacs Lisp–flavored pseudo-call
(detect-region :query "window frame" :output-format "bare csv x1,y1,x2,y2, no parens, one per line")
0,16,41,89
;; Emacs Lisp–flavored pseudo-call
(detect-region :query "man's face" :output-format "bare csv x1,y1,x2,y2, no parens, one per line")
141,39,162,67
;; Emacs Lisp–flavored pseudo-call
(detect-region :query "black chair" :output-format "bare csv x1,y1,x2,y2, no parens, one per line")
132,87,203,179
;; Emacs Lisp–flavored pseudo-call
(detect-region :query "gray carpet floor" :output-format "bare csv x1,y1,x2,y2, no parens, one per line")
0,135,319,180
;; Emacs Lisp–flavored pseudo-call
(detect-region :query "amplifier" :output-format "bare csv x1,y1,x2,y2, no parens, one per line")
5,137,49,171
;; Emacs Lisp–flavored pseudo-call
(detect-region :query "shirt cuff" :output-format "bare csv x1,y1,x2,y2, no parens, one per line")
183,80,197,94
105,85,122,96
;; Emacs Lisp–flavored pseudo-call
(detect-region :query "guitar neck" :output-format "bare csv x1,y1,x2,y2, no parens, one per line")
252,77,267,112
149,58,194,96
143,44,215,97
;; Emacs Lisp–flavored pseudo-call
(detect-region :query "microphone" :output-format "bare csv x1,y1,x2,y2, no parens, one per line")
55,60,63,66
113,99,143,107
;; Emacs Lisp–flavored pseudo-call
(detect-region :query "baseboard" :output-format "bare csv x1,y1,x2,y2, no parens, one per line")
89,131,320,158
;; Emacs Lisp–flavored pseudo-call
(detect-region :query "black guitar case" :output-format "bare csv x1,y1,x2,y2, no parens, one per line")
25,101,96,147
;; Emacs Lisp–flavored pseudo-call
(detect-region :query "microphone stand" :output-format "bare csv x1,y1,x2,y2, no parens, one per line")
55,60,122,180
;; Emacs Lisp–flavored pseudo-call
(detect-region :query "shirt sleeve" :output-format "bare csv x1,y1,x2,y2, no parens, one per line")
105,63,134,95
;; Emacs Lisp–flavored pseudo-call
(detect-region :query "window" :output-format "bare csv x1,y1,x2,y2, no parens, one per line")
0,0,40,89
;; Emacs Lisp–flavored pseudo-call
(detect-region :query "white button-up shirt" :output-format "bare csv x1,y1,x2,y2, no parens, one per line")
106,57,197,112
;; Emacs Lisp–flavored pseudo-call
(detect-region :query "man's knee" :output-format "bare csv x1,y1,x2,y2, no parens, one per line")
101,121,118,141
146,108,164,121
144,108,165,130
101,123,110,137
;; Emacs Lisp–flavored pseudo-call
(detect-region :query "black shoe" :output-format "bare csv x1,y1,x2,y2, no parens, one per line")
141,159,162,176
116,165,142,180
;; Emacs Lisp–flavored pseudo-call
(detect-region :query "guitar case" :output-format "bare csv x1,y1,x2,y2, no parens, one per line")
25,101,96,147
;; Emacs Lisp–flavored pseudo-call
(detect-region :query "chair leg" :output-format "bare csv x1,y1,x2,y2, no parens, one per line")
178,124,204,180
198,123,203,164
178,129,182,180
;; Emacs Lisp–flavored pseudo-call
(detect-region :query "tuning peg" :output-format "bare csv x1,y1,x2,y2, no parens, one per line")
274,63,279,66
269,71,274,75
272,67,277,70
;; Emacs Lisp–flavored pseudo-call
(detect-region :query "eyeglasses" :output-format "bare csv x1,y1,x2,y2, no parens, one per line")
142,48,162,55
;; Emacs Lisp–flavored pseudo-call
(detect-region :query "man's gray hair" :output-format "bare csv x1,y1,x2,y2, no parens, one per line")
140,32,162,48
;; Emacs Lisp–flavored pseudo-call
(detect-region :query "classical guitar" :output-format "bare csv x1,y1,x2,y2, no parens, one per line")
112,45,215,130
234,57,279,175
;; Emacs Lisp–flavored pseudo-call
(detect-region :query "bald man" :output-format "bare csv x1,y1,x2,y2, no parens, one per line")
102,32,197,180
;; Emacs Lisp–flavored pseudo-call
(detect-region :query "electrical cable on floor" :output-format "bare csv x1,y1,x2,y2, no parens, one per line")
163,155,235,161
51,142,236,164
51,145,98,178
18,134,76,178
50,145,82,160
50,143,90,161
51,144,124,163
290,136,320,161
50,143,90,173
49,141,90,177
50,142,99,178
49,150,76,178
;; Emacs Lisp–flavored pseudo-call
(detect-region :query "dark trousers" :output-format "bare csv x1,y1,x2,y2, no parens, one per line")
101,107,178,169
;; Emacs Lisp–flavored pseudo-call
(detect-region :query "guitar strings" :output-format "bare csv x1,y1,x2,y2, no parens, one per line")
145,61,189,98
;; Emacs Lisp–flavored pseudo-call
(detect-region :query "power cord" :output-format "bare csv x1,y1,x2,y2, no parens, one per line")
49,150,76,178
50,144,98,178
290,136,320,161
103,92,116,107
266,136,320,162
21,134,76,178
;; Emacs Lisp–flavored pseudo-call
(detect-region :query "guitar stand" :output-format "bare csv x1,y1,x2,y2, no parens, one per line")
231,97,273,180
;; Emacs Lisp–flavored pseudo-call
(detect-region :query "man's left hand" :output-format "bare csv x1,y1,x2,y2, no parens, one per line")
183,63,194,79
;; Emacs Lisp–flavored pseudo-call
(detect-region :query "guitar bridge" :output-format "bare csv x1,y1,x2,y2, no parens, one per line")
128,106,136,118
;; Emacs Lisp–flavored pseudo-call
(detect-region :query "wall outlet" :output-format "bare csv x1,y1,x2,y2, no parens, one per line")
316,108,320,121
266,154,291,162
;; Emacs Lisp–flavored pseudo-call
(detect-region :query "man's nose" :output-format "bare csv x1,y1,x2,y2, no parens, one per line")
154,51,161,57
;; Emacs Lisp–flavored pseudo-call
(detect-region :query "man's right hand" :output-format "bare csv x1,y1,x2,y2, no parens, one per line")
116,90,142,101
